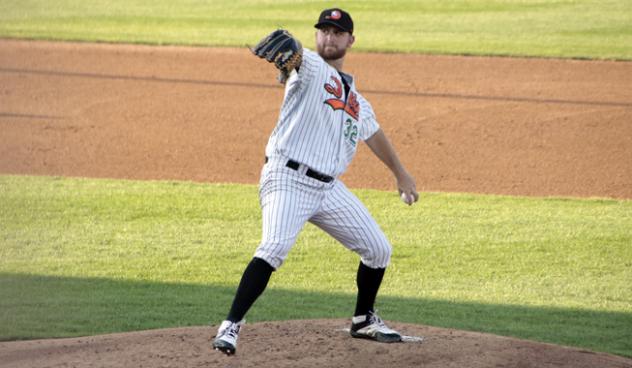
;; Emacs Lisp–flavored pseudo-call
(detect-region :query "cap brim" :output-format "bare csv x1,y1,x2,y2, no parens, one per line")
314,21,352,33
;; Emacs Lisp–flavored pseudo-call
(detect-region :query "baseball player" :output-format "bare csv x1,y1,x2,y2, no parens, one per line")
212,8,419,355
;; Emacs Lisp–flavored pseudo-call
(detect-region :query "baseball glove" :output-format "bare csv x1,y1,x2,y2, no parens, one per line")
251,29,303,83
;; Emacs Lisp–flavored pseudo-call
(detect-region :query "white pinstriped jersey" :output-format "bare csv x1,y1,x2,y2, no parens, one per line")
265,48,380,178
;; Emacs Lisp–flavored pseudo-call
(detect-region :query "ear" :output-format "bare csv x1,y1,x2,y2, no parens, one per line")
348,34,355,48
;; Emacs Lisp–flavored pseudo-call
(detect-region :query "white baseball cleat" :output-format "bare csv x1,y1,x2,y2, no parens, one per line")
350,310,402,343
212,320,244,355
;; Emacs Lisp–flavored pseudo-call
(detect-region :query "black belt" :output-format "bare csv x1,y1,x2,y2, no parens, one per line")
265,157,334,183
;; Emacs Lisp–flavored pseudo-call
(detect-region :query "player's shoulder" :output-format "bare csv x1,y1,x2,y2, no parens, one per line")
302,48,325,66
354,89,375,117
297,48,337,84
303,48,317,57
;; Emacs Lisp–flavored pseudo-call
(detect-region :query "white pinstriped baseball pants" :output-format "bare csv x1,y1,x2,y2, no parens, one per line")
254,156,392,270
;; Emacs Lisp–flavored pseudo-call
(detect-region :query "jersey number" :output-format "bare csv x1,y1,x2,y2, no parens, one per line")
344,118,358,147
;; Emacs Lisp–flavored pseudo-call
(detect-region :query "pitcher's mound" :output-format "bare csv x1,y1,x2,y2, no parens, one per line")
1,319,629,368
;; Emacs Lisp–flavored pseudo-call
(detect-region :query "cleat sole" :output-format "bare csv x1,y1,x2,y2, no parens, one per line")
212,341,236,355
350,330,402,343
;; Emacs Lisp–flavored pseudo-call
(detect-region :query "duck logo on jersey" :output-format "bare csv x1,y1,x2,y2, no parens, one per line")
323,75,359,120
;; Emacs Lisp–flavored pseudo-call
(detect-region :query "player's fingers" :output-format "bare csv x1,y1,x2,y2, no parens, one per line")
266,37,293,62
252,30,282,57
412,190,420,202
399,186,418,198
399,190,413,205
259,33,291,59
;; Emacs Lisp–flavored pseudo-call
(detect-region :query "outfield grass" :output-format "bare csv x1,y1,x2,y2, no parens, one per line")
1,175,631,356
0,0,630,59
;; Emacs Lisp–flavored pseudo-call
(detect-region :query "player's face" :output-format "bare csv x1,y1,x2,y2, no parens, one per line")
316,26,355,61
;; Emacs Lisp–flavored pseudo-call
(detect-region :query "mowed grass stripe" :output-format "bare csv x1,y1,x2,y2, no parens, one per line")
0,0,630,59
1,175,630,308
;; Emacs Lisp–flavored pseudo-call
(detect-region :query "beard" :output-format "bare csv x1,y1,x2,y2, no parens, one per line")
317,44,348,61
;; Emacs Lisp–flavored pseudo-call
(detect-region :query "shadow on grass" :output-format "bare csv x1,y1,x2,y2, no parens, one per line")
0,273,630,357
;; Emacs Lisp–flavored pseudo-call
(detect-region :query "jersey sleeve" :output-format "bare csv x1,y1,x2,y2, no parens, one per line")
358,98,381,141
295,48,321,87
283,48,321,99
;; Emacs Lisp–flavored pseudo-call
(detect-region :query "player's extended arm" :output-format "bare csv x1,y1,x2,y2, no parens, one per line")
365,129,419,205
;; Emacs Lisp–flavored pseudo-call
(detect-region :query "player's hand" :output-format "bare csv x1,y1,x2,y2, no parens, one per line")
397,172,419,206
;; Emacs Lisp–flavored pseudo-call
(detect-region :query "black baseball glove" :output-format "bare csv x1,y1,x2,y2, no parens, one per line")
251,29,303,83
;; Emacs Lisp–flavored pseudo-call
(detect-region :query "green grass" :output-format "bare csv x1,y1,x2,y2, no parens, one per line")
0,0,631,59
1,175,631,357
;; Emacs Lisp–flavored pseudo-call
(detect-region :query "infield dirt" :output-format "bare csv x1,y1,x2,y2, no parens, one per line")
1,39,631,198
1,40,631,367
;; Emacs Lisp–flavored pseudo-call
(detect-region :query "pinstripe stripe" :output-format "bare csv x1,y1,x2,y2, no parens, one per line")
313,181,391,268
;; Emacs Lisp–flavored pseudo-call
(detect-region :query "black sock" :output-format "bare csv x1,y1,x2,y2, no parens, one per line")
226,257,275,322
354,261,385,317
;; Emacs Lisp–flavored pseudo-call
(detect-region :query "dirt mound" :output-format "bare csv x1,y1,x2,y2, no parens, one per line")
1,320,630,368
1,39,631,198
